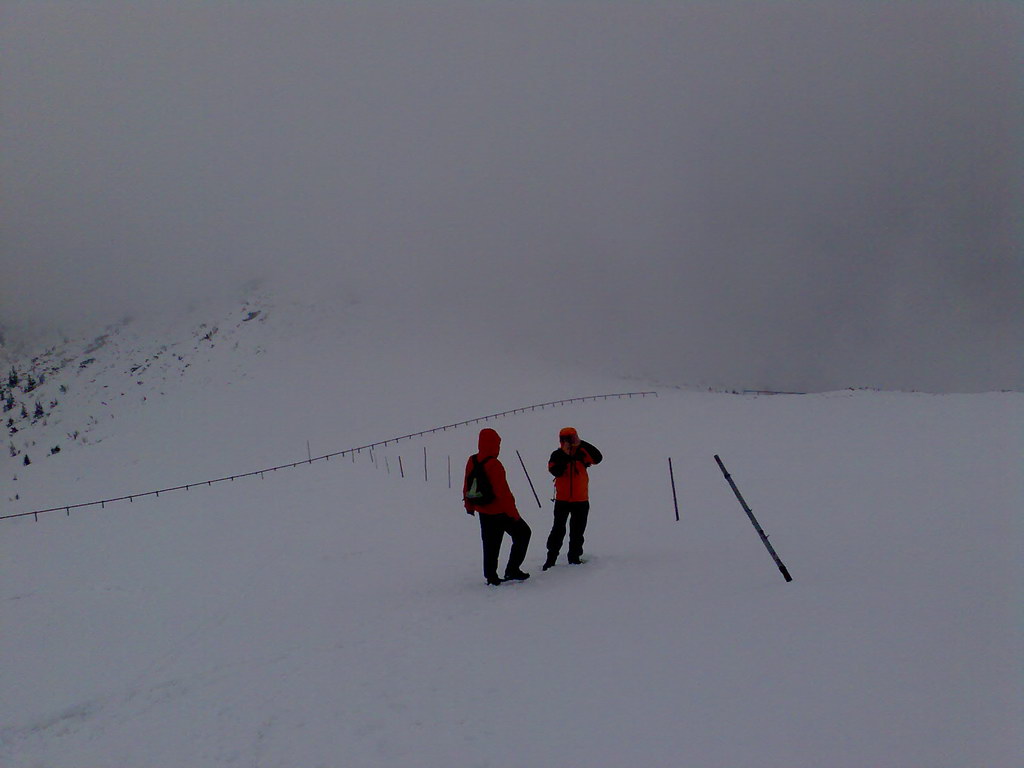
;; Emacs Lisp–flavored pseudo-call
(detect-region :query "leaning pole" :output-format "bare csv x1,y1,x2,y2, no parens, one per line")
714,455,793,583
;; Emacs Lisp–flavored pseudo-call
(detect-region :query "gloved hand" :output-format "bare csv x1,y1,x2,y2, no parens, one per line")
549,454,570,476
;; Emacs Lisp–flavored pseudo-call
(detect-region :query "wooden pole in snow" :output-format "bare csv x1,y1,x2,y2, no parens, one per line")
668,457,680,522
714,455,792,582
516,449,542,508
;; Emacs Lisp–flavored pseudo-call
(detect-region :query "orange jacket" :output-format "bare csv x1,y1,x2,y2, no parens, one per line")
548,432,603,502
463,428,521,519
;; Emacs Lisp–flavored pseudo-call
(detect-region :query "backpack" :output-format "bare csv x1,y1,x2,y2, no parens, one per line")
464,456,496,506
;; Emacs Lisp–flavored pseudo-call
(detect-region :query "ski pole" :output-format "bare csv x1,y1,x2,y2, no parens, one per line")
714,455,792,582
516,449,542,508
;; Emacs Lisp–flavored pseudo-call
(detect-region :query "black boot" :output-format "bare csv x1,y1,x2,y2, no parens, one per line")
542,554,557,571
486,575,504,586
504,568,530,581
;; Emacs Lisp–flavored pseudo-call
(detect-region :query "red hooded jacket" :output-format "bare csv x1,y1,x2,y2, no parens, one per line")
463,428,520,520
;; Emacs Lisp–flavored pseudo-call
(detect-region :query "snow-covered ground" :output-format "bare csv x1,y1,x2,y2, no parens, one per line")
2,295,1020,767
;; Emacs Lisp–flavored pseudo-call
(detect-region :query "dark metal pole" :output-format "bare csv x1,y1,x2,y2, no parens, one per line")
714,455,792,582
668,457,680,522
515,450,542,508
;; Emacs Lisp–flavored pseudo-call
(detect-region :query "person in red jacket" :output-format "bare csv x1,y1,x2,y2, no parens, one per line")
463,428,532,585
543,426,603,570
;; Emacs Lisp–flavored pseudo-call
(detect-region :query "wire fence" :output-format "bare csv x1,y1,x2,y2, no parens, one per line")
2,391,657,523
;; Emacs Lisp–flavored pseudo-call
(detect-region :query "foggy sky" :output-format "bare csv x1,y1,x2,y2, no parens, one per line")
2,2,1021,392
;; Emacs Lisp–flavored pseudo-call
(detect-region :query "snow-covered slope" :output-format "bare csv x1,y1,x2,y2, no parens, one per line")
3,295,277,501
1,295,1020,767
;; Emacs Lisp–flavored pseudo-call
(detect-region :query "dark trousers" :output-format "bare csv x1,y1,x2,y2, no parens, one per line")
546,500,590,561
478,514,531,579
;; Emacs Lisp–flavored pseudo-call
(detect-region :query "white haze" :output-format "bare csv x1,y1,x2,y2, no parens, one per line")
1,2,1021,392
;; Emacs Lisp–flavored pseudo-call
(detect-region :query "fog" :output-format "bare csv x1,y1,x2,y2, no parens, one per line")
2,2,1020,391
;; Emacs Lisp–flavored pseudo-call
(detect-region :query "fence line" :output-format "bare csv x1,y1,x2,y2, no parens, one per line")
2,391,656,522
